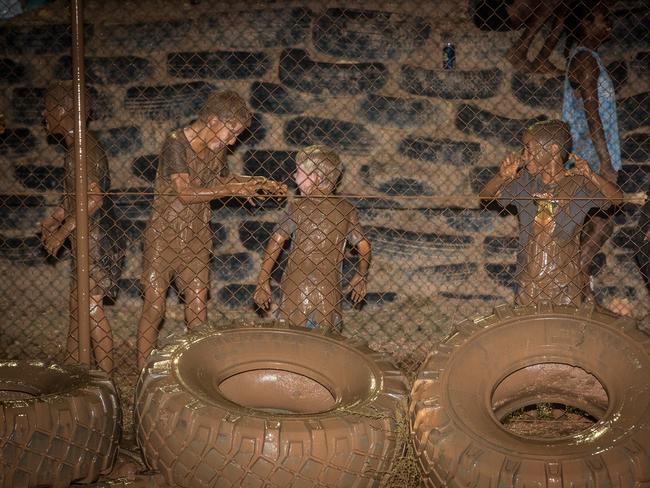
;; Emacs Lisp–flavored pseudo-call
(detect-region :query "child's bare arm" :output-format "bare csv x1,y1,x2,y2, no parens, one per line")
172,173,287,204
570,52,616,182
587,172,622,202
254,232,287,310
220,173,284,186
479,153,521,200
348,238,371,305
218,174,288,197
41,205,65,234
41,181,104,256
568,154,622,202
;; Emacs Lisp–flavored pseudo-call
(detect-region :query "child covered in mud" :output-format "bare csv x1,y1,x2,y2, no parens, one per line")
480,120,621,306
254,145,371,332
137,91,287,368
40,81,118,374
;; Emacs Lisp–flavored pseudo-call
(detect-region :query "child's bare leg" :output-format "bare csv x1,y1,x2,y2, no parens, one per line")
184,287,208,330
137,286,166,369
580,214,614,301
89,294,114,374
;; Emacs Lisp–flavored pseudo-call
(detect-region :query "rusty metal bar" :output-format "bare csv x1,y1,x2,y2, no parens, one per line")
71,0,91,366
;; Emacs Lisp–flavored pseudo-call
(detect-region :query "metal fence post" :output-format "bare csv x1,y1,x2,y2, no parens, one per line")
71,0,91,366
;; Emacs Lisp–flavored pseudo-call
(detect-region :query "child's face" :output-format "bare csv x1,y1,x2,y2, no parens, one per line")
522,131,553,176
206,118,244,151
294,166,319,195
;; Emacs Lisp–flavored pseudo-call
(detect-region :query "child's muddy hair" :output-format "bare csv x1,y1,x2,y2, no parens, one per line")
198,90,251,129
296,145,342,192
525,119,572,161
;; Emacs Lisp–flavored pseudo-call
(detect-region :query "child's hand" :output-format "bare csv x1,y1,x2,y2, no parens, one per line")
566,153,593,178
40,217,59,245
240,177,288,206
249,177,288,196
254,281,272,310
499,153,521,179
43,228,66,256
348,274,367,305
261,178,288,196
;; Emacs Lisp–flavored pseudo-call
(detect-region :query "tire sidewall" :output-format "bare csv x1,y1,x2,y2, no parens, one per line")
411,305,650,485
136,326,408,487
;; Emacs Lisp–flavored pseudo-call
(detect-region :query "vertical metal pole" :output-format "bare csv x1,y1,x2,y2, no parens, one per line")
71,0,91,365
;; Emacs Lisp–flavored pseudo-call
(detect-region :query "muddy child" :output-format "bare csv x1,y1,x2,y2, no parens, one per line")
137,91,287,368
480,120,621,306
40,81,117,374
254,145,371,332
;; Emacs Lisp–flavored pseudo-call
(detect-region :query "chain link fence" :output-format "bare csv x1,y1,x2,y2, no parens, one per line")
1,0,649,442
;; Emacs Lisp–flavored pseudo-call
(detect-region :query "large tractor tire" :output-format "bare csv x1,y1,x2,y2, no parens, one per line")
0,361,121,488
135,322,409,487
410,303,650,487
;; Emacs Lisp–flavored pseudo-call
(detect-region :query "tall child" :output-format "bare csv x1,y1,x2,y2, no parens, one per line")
137,91,286,368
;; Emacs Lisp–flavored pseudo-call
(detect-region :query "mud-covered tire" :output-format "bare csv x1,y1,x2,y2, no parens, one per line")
135,323,409,487
410,302,650,487
0,361,122,488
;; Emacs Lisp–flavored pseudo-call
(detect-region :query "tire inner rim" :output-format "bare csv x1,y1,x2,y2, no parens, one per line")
175,330,378,416
219,369,336,414
0,363,84,401
491,363,609,439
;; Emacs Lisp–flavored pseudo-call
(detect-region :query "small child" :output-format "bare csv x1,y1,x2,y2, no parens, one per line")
254,145,371,332
480,120,622,306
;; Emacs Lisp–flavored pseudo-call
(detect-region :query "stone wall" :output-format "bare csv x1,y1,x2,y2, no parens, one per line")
1,0,648,361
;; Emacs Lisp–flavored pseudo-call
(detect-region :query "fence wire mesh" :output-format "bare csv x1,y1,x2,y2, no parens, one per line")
1,0,649,448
